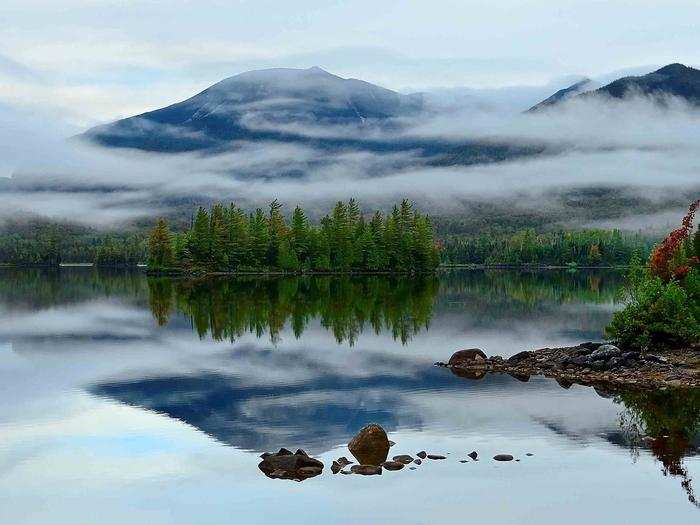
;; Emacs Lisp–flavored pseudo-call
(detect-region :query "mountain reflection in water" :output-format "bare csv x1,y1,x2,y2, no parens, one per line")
2,267,699,520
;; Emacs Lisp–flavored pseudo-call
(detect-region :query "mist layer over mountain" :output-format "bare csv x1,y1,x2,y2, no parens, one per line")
1,64,699,231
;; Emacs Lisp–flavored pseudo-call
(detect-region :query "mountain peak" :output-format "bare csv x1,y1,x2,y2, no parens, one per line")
654,63,693,75
83,67,423,152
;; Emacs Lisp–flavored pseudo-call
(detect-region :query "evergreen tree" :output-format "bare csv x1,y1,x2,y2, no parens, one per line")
227,204,251,268
148,218,174,270
290,206,310,263
209,203,229,270
249,209,269,267
189,207,210,264
267,199,287,266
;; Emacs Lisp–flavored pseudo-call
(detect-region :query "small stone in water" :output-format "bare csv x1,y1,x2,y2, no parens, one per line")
351,464,383,475
413,458,422,465
427,454,446,460
393,455,413,464
459,460,468,463
416,451,427,459
382,460,405,471
493,454,514,462
468,451,478,460
526,453,534,457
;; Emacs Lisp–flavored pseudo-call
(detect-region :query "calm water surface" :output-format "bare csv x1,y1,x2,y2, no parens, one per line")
0,268,698,524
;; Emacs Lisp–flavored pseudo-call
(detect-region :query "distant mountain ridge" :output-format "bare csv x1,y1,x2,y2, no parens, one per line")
529,63,700,111
83,66,424,153
527,78,595,112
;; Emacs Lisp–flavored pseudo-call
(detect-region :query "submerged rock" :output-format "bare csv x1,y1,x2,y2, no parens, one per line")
416,451,427,459
348,424,390,466
258,448,324,481
493,454,514,462
381,460,405,471
350,464,383,476
413,458,422,465
392,455,413,464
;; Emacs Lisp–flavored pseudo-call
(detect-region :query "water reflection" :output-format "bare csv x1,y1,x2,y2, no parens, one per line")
617,389,700,508
148,275,440,344
2,268,699,521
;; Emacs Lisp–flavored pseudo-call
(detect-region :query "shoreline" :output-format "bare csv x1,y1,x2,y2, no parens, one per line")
438,344,700,389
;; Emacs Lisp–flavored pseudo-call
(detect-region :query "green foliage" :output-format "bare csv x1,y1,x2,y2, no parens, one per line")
606,265,700,350
147,218,174,271
442,228,654,267
150,199,440,274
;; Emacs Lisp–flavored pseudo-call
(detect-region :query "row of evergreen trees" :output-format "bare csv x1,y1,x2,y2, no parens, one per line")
148,199,441,273
441,229,656,267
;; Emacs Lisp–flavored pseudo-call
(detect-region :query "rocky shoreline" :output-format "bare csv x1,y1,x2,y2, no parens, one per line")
437,344,700,389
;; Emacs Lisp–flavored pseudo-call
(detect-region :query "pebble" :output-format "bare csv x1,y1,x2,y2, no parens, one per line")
416,451,427,459
427,454,446,460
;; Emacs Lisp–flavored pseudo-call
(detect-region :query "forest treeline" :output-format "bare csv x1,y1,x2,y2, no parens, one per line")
0,221,146,266
441,229,657,267
1,209,657,270
148,199,441,273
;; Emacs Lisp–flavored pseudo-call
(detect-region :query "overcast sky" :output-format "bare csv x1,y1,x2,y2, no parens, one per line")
1,0,699,128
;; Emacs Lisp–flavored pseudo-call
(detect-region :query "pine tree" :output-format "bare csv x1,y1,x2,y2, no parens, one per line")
209,203,229,270
329,201,350,270
228,204,251,268
290,206,310,263
249,209,269,267
267,199,287,266
148,218,174,270
190,207,210,264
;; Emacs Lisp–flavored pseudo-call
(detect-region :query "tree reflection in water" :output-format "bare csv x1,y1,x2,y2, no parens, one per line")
618,389,700,508
147,275,440,345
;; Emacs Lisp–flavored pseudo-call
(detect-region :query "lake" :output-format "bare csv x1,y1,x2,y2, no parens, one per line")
0,268,698,524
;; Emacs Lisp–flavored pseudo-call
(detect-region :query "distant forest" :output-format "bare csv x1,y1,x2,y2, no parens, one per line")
0,203,658,269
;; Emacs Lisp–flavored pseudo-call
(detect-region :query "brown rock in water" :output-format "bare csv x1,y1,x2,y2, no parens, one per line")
493,454,514,462
416,451,427,459
392,455,414,464
381,460,405,471
448,349,488,367
427,454,446,460
348,424,390,466
350,464,383,475
258,449,324,481
336,456,352,467
331,461,342,474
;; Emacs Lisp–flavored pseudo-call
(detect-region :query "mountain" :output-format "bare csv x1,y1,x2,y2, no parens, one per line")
527,78,594,112
529,63,700,110
82,67,424,153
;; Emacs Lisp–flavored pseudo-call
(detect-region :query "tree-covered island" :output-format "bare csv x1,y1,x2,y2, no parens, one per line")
147,199,441,274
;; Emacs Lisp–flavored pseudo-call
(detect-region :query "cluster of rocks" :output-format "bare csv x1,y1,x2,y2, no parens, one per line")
438,344,700,389
258,448,324,481
259,424,527,481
